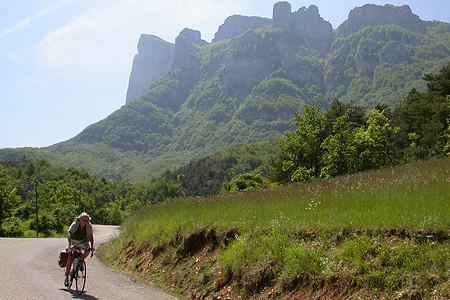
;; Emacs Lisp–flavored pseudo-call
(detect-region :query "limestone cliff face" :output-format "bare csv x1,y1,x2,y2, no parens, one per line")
272,2,334,56
125,34,174,104
148,28,209,112
337,4,427,36
273,2,292,29
213,15,271,42
126,29,207,105
173,28,207,70
125,2,435,108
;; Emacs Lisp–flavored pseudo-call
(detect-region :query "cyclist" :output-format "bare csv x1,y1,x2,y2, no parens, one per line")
64,212,95,287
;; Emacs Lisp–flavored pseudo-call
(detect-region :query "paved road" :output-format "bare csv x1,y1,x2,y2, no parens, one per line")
0,225,177,300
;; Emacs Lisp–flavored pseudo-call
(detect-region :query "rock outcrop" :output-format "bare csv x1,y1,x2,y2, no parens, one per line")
273,1,292,29
148,28,209,112
337,4,427,36
213,15,271,42
272,2,334,55
126,2,432,107
126,34,174,104
173,28,207,70
126,29,207,105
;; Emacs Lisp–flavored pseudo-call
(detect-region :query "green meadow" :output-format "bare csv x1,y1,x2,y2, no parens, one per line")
102,158,450,298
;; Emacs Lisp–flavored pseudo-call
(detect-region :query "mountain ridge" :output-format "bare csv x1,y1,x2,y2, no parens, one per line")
2,2,450,182
125,2,432,104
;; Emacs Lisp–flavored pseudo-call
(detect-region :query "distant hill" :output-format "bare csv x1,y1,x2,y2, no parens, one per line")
2,2,450,182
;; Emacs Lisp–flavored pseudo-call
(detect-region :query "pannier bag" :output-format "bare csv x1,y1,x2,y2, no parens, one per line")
58,250,68,268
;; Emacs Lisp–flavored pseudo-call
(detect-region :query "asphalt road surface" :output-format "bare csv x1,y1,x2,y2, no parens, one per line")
0,225,177,300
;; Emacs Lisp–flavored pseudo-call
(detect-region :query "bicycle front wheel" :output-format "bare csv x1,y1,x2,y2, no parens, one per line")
74,260,87,295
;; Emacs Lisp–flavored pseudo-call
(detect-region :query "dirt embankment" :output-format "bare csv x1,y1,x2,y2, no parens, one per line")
111,227,449,300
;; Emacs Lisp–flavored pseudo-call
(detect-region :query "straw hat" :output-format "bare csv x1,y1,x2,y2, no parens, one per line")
78,212,91,220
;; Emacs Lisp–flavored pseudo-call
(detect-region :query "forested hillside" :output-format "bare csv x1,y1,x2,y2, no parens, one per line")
1,2,450,182
0,159,182,237
162,141,280,196
161,62,449,195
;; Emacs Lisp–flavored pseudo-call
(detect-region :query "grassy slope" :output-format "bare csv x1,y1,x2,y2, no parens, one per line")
100,158,450,299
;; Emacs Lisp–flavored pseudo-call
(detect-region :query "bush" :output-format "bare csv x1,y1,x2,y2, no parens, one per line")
222,173,269,193
1,217,24,237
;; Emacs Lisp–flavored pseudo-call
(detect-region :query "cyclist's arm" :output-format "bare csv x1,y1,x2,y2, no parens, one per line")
67,221,78,247
90,233,94,251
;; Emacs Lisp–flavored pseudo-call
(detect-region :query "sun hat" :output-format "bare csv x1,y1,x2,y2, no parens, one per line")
78,212,91,221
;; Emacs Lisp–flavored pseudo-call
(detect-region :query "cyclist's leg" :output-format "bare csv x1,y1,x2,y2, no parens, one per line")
65,252,73,276
81,248,91,260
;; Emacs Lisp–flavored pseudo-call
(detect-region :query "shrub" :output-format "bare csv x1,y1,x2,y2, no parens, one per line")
1,217,24,237
222,173,269,193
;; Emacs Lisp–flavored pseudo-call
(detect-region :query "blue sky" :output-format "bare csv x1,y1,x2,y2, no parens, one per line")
1,0,449,149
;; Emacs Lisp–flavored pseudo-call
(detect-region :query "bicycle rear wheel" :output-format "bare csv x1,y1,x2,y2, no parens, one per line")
74,259,87,294
66,273,73,290
67,258,77,290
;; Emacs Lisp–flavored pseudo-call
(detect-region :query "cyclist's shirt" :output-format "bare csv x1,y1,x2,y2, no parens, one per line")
68,220,93,244
73,225,87,241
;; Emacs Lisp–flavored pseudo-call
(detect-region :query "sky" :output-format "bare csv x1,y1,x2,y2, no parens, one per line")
1,0,449,149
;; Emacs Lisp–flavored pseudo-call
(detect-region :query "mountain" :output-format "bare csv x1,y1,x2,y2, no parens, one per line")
2,2,450,182
126,35,174,104
336,4,426,37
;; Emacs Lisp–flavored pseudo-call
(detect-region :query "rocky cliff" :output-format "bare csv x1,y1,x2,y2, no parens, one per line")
272,2,334,55
213,15,271,42
125,2,435,106
337,4,427,36
173,28,207,70
126,2,334,105
125,34,174,104
126,29,207,105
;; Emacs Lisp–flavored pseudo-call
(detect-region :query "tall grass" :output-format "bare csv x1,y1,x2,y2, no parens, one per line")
105,158,450,297
121,158,449,245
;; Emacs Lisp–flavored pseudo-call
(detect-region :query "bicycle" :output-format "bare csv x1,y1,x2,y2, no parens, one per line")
65,245,93,295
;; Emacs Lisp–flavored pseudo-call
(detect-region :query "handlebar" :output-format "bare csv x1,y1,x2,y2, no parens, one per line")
69,245,95,256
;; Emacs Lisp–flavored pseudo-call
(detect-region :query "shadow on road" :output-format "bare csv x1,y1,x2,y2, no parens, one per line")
59,288,99,300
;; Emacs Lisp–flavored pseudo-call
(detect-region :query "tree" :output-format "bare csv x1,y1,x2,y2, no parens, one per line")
98,198,126,225
147,180,184,204
357,109,399,170
0,166,20,235
422,63,450,96
320,114,359,177
222,173,269,193
280,105,327,181
37,181,81,226
324,100,366,130
445,96,450,156
393,62,450,159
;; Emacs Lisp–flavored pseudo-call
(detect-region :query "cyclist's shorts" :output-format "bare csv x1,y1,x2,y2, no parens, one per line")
67,240,90,251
